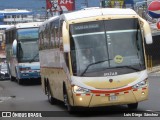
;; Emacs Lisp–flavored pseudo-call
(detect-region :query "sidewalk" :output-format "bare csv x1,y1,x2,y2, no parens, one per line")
148,65,160,76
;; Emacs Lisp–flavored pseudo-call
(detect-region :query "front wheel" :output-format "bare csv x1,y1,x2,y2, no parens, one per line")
10,75,14,81
128,103,138,109
63,88,75,113
17,78,23,85
47,84,56,104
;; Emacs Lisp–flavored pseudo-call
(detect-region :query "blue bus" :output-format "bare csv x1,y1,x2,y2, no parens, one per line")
5,22,42,84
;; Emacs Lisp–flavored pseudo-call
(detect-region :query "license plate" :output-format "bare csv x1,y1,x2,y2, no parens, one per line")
109,95,118,101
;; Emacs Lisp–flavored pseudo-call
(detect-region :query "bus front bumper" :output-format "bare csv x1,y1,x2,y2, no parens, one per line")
19,72,41,79
72,87,148,107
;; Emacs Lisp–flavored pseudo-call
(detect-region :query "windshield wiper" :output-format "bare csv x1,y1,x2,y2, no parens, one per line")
29,53,39,63
112,66,140,71
80,59,108,76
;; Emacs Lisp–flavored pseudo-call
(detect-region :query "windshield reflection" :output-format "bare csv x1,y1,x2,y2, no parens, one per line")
18,41,39,62
70,18,145,77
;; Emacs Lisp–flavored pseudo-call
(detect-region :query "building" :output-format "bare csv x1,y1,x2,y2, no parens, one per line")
0,9,43,25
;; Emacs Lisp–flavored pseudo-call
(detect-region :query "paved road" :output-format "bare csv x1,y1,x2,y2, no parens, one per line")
0,76,160,120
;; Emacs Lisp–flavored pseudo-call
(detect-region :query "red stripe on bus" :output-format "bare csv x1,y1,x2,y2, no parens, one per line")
86,94,91,96
142,87,147,90
133,89,138,91
95,94,100,96
105,94,110,96
91,86,132,94
75,94,81,96
115,93,119,95
124,91,129,94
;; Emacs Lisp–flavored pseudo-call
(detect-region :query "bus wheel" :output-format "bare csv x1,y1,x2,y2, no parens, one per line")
63,89,75,113
10,75,14,81
17,79,23,85
47,84,56,104
128,103,138,109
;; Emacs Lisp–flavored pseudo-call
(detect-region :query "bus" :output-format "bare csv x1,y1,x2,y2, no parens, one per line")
5,22,42,84
0,31,6,62
0,25,14,52
0,32,5,50
39,8,152,112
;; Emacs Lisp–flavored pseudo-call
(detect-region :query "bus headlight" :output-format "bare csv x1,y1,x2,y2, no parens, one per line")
132,79,148,89
73,85,90,94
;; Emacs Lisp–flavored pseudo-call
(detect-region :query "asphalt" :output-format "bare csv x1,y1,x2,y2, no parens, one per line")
0,84,3,91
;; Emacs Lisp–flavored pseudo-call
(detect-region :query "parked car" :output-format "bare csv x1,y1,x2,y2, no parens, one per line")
0,63,9,80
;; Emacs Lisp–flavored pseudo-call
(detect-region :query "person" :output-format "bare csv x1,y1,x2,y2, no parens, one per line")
82,49,95,65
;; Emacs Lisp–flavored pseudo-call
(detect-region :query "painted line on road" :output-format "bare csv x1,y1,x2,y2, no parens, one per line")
0,97,12,103
0,96,24,103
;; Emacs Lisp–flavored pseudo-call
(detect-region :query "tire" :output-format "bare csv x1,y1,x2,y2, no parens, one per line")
1,74,5,80
10,75,14,81
17,78,23,85
63,87,75,113
15,68,22,84
128,103,138,109
47,84,56,104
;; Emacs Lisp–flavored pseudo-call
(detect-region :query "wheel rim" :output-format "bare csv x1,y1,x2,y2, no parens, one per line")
64,94,68,106
64,92,72,112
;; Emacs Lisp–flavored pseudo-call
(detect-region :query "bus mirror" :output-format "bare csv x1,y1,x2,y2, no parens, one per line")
145,32,152,44
143,23,153,44
62,21,70,52
12,39,17,57
140,18,153,44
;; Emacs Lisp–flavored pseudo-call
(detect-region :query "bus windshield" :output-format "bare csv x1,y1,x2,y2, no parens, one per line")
17,28,38,40
17,28,39,63
70,18,145,77
18,40,39,62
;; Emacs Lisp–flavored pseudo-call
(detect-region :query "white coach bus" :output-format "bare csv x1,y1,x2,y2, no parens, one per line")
5,22,42,84
39,8,152,112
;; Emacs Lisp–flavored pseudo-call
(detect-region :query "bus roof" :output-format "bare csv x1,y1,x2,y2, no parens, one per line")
40,16,59,27
5,22,43,32
39,16,59,31
16,22,43,29
61,8,137,21
5,25,16,31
